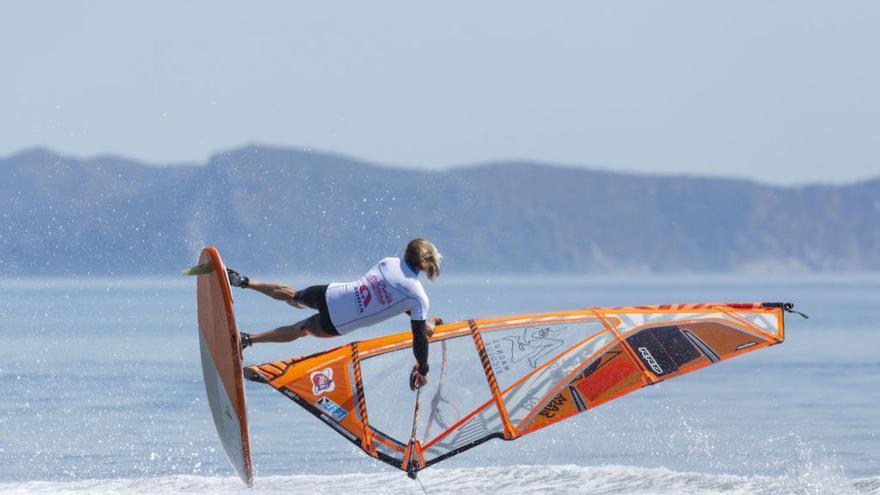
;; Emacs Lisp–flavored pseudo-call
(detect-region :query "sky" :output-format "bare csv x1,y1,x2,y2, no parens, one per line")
1,1,878,184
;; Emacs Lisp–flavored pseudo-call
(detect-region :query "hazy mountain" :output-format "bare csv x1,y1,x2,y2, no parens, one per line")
1,146,878,275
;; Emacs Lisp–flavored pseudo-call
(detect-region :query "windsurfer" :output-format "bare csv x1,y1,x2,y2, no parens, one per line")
227,238,442,390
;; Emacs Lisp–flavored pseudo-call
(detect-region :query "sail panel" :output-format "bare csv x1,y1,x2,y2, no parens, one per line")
488,326,614,428
245,302,788,475
478,318,607,391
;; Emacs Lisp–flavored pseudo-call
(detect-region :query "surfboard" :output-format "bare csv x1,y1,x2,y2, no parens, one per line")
193,246,253,486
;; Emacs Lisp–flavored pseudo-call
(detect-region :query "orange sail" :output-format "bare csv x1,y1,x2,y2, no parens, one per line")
245,302,790,476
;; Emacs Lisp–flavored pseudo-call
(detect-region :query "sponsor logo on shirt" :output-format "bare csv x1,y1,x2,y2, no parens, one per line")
353,274,393,314
358,284,372,311
354,284,370,314
366,274,393,305
310,368,335,395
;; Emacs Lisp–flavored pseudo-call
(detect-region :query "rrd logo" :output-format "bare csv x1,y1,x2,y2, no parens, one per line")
637,347,664,374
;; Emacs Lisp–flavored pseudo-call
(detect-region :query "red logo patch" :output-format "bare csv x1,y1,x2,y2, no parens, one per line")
359,284,372,309
310,368,335,395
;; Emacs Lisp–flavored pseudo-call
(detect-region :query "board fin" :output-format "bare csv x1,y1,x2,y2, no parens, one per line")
182,261,213,276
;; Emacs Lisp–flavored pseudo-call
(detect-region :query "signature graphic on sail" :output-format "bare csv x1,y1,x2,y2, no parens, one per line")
502,326,565,369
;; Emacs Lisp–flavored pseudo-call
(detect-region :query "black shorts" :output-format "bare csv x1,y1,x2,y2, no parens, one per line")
292,285,340,336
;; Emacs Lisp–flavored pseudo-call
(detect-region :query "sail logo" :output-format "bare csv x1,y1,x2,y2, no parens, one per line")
502,326,565,369
315,396,349,422
310,368,335,395
735,341,757,351
638,347,664,374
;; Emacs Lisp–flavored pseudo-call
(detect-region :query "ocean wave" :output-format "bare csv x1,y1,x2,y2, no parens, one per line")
1,465,878,495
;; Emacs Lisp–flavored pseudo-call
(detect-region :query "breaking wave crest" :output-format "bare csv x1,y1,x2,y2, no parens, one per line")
2,465,878,495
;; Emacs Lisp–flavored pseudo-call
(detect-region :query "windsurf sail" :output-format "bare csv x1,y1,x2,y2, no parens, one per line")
244,302,793,476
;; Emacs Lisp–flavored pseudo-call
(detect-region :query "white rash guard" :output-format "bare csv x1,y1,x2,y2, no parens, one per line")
325,257,429,335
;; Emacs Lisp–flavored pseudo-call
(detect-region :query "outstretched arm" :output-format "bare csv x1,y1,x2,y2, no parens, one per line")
410,320,430,389
406,311,437,336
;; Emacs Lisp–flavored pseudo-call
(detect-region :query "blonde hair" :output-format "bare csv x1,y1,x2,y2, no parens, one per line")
404,239,442,280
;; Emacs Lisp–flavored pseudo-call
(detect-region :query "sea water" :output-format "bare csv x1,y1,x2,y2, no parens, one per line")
1,274,878,494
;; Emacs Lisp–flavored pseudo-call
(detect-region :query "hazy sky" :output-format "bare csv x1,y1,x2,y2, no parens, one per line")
2,1,878,184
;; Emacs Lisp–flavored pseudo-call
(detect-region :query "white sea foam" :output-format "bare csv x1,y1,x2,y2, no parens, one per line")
1,465,878,495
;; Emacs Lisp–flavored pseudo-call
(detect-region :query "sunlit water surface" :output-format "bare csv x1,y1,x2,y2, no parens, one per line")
1,274,878,494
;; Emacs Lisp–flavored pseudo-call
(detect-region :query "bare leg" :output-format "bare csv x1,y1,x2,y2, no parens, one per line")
249,324,304,344
249,317,314,344
246,279,303,308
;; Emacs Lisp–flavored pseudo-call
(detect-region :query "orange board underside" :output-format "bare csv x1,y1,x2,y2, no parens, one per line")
196,246,253,486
